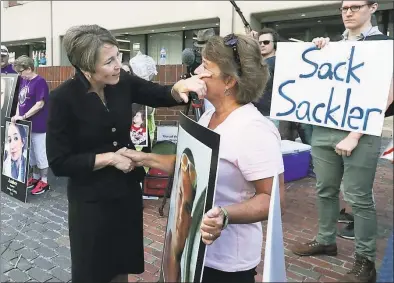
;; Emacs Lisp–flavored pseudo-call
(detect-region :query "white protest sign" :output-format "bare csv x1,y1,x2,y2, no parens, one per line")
270,41,393,136
157,126,178,144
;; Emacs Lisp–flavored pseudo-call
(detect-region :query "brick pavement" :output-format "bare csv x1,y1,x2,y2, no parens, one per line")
1,150,392,282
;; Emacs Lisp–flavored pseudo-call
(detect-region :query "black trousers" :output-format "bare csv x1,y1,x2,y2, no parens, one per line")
201,266,257,283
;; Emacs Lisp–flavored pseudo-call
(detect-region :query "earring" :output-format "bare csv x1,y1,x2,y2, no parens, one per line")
224,88,230,96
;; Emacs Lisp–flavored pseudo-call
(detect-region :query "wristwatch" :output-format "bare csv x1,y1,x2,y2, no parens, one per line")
219,206,229,230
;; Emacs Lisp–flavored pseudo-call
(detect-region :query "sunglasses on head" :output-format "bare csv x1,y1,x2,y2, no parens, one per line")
224,33,242,76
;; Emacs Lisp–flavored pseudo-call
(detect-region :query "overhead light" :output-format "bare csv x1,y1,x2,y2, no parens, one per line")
301,14,306,17
276,24,279,27
117,39,130,43
215,23,219,26
125,32,129,34
182,26,186,29
151,29,155,32
317,20,321,23
119,48,131,52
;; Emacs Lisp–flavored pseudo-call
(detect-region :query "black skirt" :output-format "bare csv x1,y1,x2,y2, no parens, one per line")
68,192,144,283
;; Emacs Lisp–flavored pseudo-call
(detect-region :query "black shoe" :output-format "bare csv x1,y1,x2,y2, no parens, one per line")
338,222,355,240
338,208,354,223
343,253,376,282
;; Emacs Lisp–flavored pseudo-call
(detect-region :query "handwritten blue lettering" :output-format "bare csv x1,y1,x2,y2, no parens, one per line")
276,80,296,117
299,46,364,84
296,101,311,121
363,108,382,130
346,46,365,84
299,47,320,79
275,45,381,133
347,107,364,130
324,88,340,126
275,84,382,131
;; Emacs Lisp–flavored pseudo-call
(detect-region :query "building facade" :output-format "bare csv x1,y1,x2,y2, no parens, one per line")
2,1,393,66
4,1,393,67
2,1,393,126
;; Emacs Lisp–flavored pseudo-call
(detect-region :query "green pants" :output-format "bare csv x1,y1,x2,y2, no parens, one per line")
311,126,381,261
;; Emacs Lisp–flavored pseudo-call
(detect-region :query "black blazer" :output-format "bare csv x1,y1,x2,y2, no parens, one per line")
46,69,182,202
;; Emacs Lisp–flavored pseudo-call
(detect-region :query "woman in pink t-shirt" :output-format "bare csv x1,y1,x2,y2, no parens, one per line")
121,33,285,283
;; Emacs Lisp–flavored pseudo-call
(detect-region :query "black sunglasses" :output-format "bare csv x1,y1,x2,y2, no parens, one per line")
259,40,272,45
224,33,242,76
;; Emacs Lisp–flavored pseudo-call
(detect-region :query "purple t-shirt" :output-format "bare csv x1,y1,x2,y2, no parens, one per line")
1,64,17,74
18,75,49,133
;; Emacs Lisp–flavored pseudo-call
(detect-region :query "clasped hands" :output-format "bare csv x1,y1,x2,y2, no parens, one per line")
112,147,146,173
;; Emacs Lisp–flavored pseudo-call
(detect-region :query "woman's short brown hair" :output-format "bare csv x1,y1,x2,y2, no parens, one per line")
62,24,119,73
202,34,269,105
14,55,35,72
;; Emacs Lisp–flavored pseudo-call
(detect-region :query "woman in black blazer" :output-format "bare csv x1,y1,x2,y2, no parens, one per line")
46,24,209,283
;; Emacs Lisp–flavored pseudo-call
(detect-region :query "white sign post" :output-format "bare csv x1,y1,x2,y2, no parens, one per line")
270,41,393,136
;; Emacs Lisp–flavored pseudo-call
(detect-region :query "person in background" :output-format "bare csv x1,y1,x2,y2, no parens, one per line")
292,1,393,282
119,33,285,283
336,11,382,242
39,52,47,66
12,55,50,195
46,24,210,283
1,45,16,74
253,28,278,118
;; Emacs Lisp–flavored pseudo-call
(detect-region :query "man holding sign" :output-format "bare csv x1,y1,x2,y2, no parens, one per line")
290,1,393,283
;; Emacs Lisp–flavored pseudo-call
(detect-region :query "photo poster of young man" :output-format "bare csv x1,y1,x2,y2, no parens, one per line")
159,113,220,283
130,103,148,147
1,118,32,203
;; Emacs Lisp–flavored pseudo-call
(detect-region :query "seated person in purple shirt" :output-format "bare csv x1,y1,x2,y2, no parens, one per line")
11,55,50,195
1,45,17,74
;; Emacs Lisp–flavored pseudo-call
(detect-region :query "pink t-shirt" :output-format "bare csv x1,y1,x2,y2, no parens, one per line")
198,103,284,272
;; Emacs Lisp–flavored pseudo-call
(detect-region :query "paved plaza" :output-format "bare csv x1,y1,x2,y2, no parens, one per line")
1,139,393,282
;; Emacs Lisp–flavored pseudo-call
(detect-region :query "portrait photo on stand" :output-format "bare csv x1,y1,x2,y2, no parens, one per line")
160,113,220,283
1,74,18,124
1,118,31,203
130,103,148,147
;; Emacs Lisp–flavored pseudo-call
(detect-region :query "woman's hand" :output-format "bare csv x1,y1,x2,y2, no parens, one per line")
118,148,147,167
172,73,212,103
111,149,136,173
200,207,224,245
11,115,24,123
312,37,330,49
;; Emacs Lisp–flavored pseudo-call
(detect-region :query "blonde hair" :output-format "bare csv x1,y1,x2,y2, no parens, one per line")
202,34,269,104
